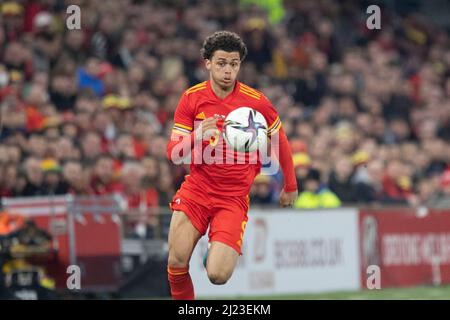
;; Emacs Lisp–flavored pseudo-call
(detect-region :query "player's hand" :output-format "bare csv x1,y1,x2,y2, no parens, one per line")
279,189,298,208
195,116,219,141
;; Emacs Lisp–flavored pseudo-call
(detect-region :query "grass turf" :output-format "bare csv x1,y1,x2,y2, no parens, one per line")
202,285,450,300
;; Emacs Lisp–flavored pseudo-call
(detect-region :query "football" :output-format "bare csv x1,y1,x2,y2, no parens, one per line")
222,107,268,153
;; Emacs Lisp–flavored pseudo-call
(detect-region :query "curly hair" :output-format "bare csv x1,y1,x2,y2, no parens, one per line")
200,31,248,61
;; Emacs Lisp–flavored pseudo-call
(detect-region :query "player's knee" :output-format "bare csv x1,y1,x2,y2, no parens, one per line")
168,250,189,268
207,269,230,285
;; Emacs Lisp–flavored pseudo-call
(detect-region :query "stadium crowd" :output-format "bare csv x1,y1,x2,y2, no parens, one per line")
0,0,449,230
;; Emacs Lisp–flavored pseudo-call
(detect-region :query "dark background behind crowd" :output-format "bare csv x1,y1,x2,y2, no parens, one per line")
1,0,450,225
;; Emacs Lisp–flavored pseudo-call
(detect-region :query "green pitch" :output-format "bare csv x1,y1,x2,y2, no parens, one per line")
203,285,450,300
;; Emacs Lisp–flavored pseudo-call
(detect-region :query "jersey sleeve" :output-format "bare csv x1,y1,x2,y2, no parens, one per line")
260,95,282,136
171,93,194,137
259,94,297,192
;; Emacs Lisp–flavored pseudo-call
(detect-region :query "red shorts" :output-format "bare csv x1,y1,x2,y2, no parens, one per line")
170,181,249,255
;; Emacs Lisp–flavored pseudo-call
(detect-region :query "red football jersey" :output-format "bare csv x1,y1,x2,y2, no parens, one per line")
170,80,282,196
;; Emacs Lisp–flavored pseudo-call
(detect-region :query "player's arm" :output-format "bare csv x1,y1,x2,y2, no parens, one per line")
270,126,298,207
166,118,219,162
166,93,218,162
264,101,298,207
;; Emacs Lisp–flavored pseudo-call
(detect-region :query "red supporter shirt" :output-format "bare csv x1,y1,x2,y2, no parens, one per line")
90,177,124,195
382,175,412,200
126,188,159,209
169,80,283,197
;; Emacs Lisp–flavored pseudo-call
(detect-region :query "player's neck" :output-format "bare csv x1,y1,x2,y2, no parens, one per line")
210,79,235,100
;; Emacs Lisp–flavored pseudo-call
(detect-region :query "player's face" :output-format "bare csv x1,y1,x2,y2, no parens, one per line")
206,50,241,90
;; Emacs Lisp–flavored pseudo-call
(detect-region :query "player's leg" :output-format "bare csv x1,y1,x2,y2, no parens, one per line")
168,210,201,267
205,241,239,285
206,195,248,285
168,185,212,299
167,210,202,300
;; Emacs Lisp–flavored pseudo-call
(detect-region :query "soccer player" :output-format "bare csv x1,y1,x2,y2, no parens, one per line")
166,31,298,300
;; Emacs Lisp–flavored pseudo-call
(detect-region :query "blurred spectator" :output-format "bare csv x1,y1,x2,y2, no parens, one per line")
90,154,122,195
141,156,159,186
40,159,68,195
250,174,274,204
294,169,341,209
80,131,103,165
156,171,175,208
121,161,158,238
354,159,386,204
428,169,450,208
382,160,414,205
292,152,311,192
63,161,89,195
28,134,47,158
328,156,357,204
22,157,44,196
49,73,77,112
77,58,104,97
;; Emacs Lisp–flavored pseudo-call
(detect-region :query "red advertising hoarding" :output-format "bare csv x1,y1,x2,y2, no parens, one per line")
360,208,450,288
